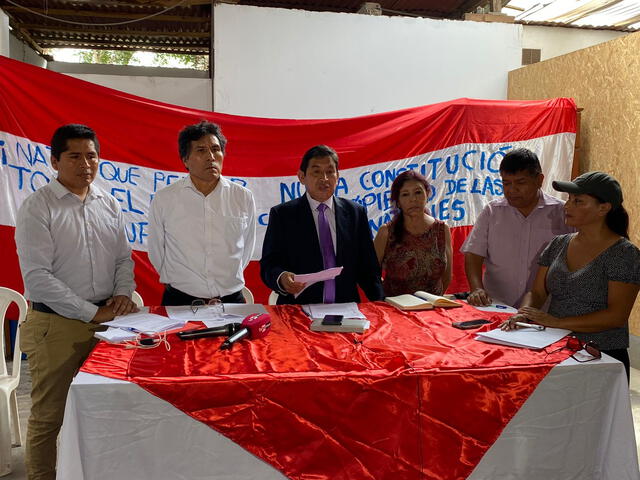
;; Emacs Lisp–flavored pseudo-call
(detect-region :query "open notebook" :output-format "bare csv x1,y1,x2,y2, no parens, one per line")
385,291,462,311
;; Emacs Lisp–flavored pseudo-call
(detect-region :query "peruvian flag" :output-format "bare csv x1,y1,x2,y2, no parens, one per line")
0,56,577,304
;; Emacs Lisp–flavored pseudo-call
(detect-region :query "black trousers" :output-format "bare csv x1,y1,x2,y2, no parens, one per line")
161,285,246,306
602,348,630,384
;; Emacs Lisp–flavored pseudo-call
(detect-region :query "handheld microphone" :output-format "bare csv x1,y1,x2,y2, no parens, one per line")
220,313,271,350
177,323,242,340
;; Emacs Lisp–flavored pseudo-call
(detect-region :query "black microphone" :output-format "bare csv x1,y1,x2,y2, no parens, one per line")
177,323,242,340
220,314,271,350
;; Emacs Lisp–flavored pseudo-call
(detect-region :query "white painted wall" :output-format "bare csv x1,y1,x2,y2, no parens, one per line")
64,73,212,111
9,34,46,67
0,9,9,58
522,25,626,61
214,4,523,119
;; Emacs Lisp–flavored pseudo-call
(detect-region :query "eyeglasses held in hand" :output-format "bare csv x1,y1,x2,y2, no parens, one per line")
190,298,225,315
546,336,601,362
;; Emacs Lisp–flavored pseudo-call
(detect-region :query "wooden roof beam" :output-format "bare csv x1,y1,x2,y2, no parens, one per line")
39,39,209,53
24,24,209,37
1,6,210,23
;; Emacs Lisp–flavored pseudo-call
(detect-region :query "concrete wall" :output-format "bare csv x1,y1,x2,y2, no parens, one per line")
9,34,46,67
213,4,523,118
1,8,46,67
522,25,627,61
0,9,9,57
48,62,212,111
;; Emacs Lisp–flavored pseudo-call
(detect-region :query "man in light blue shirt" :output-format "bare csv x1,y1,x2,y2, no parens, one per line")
15,124,137,479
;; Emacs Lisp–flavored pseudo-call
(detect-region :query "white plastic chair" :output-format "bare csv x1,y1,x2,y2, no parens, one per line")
241,287,254,304
0,287,28,476
268,291,279,305
131,291,144,308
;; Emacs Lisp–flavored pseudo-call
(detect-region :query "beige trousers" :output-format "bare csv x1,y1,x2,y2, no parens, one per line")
20,309,101,480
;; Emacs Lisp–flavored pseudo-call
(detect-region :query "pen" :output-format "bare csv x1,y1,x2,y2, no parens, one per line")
514,321,545,331
120,326,142,333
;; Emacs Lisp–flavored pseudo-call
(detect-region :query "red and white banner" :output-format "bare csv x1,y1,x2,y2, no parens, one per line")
0,56,577,304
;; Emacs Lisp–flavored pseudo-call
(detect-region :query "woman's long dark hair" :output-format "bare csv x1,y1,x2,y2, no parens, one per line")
605,205,629,238
389,170,430,243
592,195,629,238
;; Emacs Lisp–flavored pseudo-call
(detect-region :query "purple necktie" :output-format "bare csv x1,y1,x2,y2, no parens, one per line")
317,203,336,303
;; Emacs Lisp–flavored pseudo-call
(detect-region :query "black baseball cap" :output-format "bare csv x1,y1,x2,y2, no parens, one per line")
552,171,623,208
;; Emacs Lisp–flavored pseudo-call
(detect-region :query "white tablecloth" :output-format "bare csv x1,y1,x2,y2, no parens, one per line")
57,356,639,480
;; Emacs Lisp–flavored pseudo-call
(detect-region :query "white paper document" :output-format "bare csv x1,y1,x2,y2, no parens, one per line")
94,328,138,344
302,302,366,320
293,266,344,298
201,314,244,328
476,327,571,350
165,308,241,328
165,304,267,327
103,312,185,333
468,302,518,314
165,305,224,323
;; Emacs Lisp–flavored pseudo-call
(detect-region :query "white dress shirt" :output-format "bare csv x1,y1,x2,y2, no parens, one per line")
15,179,136,322
148,175,256,299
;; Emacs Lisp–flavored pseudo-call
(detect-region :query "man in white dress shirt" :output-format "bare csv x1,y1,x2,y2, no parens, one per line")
15,124,138,480
148,121,256,305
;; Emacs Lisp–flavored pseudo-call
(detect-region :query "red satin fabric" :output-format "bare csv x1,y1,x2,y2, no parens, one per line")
82,303,571,480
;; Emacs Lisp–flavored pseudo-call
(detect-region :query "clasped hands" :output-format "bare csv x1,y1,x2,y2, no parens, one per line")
500,307,558,331
92,295,139,323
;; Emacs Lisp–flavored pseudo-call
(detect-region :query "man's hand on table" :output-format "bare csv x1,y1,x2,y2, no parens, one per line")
91,295,139,323
467,288,492,306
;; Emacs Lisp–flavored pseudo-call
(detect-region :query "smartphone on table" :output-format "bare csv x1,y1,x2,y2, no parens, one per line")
322,314,344,326
452,319,491,330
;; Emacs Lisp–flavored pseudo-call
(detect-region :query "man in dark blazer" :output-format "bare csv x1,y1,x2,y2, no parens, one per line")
260,145,384,305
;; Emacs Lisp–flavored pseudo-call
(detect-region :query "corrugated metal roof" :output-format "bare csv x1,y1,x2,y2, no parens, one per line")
0,0,488,55
1,0,211,54
503,0,640,31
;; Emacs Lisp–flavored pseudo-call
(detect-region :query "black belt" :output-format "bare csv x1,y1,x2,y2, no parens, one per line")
31,300,107,315
165,284,221,303
164,285,245,305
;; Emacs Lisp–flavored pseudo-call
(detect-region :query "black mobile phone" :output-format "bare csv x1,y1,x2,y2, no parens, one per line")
453,291,471,300
322,314,344,326
452,319,491,330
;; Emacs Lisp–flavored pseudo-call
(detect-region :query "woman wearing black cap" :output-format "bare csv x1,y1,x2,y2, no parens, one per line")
502,171,640,381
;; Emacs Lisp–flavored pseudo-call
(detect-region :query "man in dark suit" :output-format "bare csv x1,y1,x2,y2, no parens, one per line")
261,145,384,305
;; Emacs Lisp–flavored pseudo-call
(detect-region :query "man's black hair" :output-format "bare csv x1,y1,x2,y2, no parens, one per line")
50,124,100,159
499,148,542,176
178,121,227,160
299,145,339,172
